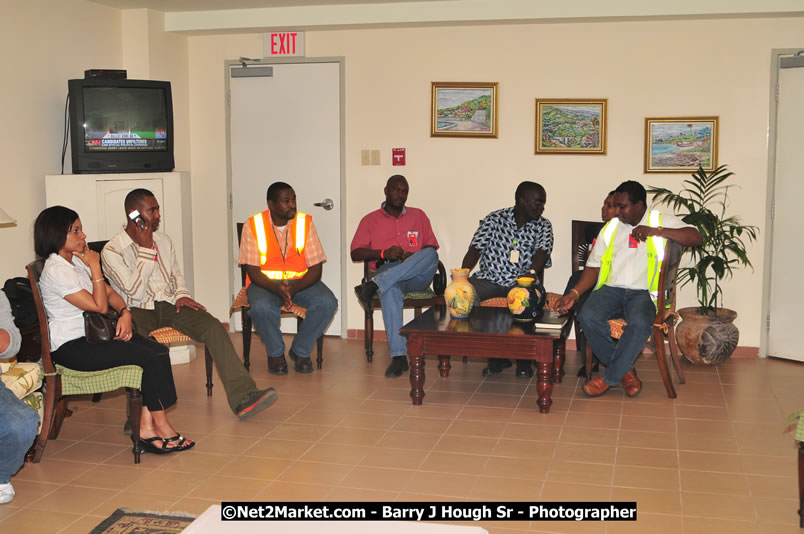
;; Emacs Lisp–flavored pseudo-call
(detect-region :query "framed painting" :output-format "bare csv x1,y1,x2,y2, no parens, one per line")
534,99,607,155
431,82,498,138
644,117,719,173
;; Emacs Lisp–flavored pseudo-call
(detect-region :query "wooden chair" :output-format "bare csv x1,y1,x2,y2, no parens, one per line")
231,223,324,370
358,258,447,362
26,260,144,464
585,240,686,398
570,220,604,366
88,241,215,396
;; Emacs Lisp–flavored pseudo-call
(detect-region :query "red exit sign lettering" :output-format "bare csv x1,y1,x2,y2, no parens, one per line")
263,32,305,57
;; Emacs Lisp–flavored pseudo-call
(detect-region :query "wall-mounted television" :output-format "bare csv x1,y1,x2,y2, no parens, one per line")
68,78,174,173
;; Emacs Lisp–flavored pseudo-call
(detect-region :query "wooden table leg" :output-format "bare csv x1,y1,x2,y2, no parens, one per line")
438,355,451,377
407,334,425,405
552,340,565,384
798,441,803,528
536,360,553,414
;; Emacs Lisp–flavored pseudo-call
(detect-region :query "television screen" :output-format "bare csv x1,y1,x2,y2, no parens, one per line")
68,78,174,173
82,87,168,152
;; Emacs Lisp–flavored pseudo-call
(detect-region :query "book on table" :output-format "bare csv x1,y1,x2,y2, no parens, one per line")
532,308,569,330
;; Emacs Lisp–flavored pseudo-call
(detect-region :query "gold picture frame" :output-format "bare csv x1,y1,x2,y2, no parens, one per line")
534,98,607,155
644,117,719,173
431,82,499,138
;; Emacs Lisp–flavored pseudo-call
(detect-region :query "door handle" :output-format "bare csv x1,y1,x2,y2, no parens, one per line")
313,198,334,210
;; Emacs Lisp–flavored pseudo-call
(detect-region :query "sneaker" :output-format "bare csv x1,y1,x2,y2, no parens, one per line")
0,483,14,505
236,388,278,420
385,356,409,378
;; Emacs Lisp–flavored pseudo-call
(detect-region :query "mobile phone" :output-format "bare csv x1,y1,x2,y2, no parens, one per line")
128,210,146,231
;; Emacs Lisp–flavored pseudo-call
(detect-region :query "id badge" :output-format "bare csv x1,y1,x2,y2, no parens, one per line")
510,249,520,263
407,231,418,248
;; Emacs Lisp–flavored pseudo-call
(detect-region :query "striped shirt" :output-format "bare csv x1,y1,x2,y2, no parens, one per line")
102,230,192,310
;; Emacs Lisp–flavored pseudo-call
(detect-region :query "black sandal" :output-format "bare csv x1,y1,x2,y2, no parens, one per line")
139,436,172,455
163,434,195,452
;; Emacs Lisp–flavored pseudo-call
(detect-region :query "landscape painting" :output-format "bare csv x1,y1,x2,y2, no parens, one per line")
431,82,498,138
535,99,607,154
645,117,719,173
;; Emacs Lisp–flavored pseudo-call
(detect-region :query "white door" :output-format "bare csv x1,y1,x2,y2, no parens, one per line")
228,61,343,336
768,55,804,361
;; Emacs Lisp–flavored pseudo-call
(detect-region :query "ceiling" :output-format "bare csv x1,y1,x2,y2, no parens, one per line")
90,0,434,11
87,0,804,33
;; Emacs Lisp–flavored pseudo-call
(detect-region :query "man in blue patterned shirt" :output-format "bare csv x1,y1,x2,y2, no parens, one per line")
461,181,554,377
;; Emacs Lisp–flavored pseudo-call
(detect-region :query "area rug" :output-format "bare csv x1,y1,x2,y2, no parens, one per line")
90,507,197,533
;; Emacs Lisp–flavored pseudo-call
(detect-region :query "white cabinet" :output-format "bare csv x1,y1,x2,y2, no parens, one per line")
45,172,194,293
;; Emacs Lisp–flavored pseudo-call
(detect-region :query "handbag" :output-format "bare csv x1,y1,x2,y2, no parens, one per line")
83,309,120,344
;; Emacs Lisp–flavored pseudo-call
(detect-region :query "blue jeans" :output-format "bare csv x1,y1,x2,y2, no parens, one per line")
0,381,39,483
374,248,439,357
578,285,655,386
247,280,338,359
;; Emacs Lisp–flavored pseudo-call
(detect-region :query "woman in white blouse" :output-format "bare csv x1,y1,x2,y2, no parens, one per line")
34,206,194,454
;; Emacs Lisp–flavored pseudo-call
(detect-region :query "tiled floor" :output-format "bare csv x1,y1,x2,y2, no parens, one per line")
1,334,802,533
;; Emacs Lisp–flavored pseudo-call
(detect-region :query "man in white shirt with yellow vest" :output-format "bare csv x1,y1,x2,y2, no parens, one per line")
556,181,702,398
239,182,338,375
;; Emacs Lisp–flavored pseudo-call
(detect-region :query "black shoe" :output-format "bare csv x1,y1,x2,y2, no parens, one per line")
354,280,379,309
515,361,533,378
482,358,512,376
294,356,313,373
268,355,288,375
236,388,278,420
385,356,409,378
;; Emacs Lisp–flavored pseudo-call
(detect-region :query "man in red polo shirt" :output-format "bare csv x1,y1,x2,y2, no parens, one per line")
352,175,440,377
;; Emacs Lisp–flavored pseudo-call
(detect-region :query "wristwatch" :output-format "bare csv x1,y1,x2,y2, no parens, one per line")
526,268,537,277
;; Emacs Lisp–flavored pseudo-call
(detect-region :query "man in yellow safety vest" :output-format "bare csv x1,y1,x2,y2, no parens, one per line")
239,182,338,375
556,180,702,398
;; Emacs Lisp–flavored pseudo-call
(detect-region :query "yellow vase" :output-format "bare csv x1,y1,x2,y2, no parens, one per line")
444,268,476,319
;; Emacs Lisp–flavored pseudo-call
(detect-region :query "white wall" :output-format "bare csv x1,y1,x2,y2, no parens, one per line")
0,0,122,279
4,4,800,350
186,16,804,347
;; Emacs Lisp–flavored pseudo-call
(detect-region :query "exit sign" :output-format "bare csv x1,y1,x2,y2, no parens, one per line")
263,32,305,57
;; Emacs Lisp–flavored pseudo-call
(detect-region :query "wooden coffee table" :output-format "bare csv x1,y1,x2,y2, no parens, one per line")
400,305,571,413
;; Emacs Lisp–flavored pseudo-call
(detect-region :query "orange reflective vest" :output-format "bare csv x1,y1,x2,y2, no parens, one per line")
247,209,310,284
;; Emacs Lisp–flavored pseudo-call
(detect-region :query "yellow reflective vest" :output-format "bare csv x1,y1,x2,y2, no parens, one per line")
594,211,666,308
248,210,310,282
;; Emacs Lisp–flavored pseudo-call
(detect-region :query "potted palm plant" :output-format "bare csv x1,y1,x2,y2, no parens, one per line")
648,164,758,365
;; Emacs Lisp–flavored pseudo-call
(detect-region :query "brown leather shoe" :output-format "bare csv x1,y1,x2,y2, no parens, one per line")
294,356,313,374
582,376,611,397
619,370,642,397
268,355,288,375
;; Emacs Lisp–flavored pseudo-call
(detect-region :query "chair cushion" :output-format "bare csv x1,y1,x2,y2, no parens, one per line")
0,361,42,400
403,289,437,300
230,286,308,318
480,291,562,309
149,327,193,344
56,364,143,396
608,318,627,339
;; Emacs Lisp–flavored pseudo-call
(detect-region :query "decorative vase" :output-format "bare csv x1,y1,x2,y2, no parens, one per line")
675,307,739,365
506,276,546,322
444,268,475,319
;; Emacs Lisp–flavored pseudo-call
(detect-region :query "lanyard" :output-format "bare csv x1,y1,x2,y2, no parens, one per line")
270,223,289,280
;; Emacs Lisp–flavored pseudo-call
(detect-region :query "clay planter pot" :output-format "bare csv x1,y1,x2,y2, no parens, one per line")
675,307,739,366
